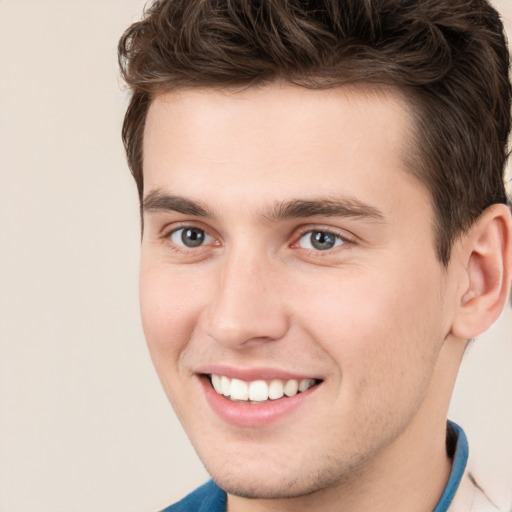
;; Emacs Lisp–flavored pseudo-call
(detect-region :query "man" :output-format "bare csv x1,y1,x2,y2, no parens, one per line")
118,1,512,510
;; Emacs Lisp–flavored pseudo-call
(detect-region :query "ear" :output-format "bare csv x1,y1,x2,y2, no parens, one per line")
450,203,512,340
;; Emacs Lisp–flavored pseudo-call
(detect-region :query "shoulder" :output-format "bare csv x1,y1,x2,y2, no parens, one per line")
449,470,508,512
436,422,510,512
446,423,510,512
159,480,226,512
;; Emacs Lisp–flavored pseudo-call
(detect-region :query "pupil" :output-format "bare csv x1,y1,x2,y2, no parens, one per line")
182,228,205,247
311,231,335,250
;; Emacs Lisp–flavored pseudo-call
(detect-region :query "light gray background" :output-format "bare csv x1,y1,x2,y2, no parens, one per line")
0,1,511,511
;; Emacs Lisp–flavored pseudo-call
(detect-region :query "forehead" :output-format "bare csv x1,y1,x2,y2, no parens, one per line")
142,82,422,216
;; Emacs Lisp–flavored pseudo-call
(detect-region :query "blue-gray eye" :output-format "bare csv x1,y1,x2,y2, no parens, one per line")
298,230,345,251
170,227,212,248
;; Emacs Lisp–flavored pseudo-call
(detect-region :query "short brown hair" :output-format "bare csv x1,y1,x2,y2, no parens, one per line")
119,0,511,264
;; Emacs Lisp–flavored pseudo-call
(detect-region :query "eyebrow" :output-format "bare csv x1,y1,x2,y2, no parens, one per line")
143,190,211,217
142,190,385,223
264,198,385,222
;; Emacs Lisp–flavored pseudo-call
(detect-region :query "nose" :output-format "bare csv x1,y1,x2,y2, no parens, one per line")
204,251,289,349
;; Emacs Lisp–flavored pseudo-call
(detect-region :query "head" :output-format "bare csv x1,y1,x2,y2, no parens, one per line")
120,0,511,265
119,0,512,507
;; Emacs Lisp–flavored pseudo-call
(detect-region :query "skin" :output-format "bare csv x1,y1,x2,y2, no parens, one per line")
139,83,509,512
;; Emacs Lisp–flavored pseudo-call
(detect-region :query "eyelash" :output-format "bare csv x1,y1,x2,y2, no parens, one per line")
292,227,353,253
162,224,217,252
161,224,354,255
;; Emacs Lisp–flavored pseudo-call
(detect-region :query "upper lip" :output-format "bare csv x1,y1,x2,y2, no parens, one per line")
196,364,322,382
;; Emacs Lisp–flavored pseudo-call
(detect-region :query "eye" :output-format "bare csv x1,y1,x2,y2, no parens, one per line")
298,230,346,251
170,227,213,248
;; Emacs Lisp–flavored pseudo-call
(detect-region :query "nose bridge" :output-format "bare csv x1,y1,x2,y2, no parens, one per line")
205,244,288,348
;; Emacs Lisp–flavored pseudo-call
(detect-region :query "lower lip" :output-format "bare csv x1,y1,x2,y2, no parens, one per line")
200,376,319,427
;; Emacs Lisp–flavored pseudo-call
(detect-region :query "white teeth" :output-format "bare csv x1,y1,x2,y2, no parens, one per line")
210,374,317,402
299,378,315,392
211,374,222,394
249,380,268,401
284,379,298,397
230,379,249,401
268,379,284,400
221,376,230,396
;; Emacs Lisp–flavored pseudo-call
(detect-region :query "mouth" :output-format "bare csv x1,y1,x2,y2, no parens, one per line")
207,374,321,404
197,366,324,426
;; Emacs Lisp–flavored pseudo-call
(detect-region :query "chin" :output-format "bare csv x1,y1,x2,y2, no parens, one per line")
204,457,352,501
211,475,315,500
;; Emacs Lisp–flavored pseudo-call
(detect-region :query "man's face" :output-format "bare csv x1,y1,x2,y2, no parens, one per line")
140,84,459,499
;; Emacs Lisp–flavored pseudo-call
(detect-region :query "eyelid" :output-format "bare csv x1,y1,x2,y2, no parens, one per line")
170,227,214,247
161,220,214,238
161,222,221,248
290,225,356,253
298,231,344,250
292,225,355,243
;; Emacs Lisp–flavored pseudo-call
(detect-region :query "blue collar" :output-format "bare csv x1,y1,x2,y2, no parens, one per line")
432,421,469,511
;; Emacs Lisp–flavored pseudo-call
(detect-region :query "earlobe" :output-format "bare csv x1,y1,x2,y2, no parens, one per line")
451,203,512,340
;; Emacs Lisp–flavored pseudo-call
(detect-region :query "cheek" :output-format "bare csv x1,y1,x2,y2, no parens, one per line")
139,265,204,368
296,263,446,392
139,264,213,425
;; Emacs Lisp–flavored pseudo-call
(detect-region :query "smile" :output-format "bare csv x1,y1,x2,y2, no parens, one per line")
209,374,318,403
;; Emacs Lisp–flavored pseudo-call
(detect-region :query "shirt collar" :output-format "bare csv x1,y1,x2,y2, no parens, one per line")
432,420,469,512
